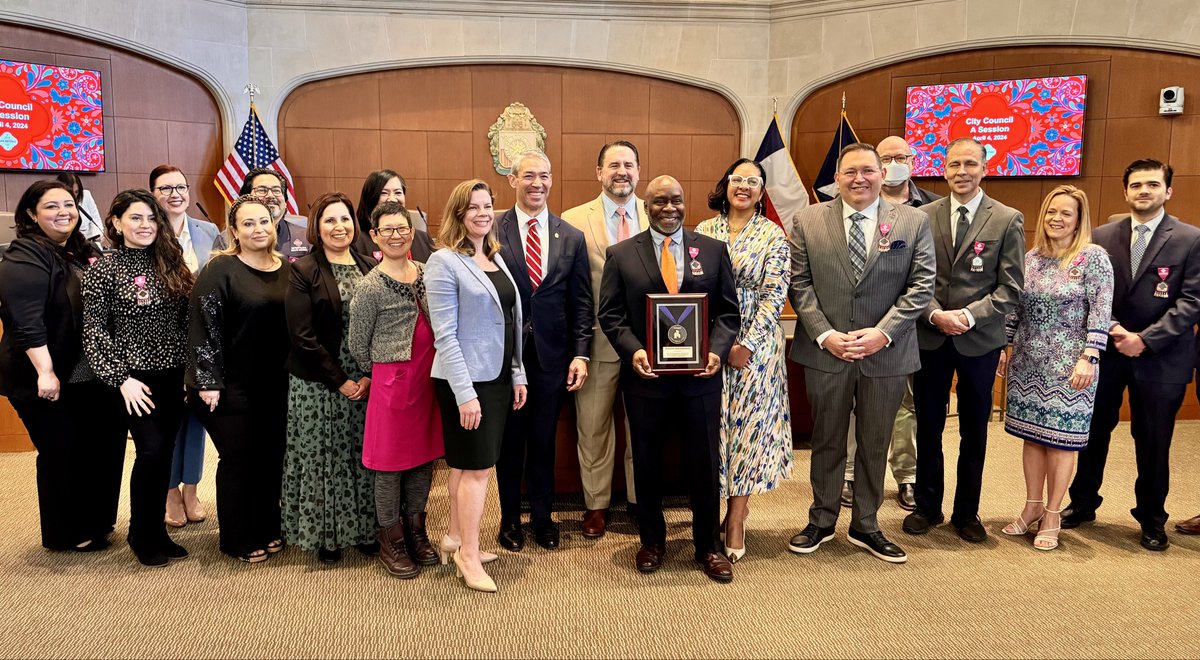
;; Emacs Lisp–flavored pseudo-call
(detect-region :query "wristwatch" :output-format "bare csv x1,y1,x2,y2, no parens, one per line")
1081,355,1100,365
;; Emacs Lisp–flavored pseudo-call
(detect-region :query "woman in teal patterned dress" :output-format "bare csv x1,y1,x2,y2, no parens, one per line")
696,158,792,564
999,185,1113,551
282,193,379,563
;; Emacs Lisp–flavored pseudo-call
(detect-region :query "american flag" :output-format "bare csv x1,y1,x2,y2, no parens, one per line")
214,103,299,215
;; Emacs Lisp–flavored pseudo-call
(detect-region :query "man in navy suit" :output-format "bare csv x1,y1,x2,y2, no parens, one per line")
598,175,740,582
495,150,593,552
1063,159,1200,551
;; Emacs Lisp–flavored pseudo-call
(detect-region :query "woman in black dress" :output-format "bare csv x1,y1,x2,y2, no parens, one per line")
188,194,291,563
83,189,193,566
0,180,126,552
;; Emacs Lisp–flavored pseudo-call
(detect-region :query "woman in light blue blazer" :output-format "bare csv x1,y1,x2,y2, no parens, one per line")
426,179,527,593
151,165,222,527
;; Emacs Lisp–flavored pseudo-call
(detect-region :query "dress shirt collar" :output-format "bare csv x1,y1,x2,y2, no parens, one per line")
841,198,880,222
649,225,684,248
515,204,549,227
1132,209,1165,233
950,190,985,222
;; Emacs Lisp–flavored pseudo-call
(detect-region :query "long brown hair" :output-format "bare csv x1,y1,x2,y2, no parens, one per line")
438,179,499,257
1032,185,1092,268
105,189,194,299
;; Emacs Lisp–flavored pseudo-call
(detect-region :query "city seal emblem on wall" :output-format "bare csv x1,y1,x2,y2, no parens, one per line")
488,102,547,175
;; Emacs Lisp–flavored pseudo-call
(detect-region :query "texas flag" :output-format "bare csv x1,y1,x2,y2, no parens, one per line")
754,115,808,234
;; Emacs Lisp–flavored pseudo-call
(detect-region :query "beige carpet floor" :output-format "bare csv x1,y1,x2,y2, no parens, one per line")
1,418,1200,659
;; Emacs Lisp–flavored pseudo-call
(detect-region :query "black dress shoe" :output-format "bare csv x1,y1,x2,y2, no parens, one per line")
696,552,733,583
897,484,917,511
847,528,907,564
132,546,169,567
72,537,112,553
787,524,835,554
635,544,665,573
318,547,342,564
530,519,560,550
1059,505,1095,529
953,518,988,543
902,510,943,535
496,522,525,552
1140,526,1169,552
161,538,189,559
840,481,854,508
356,541,381,556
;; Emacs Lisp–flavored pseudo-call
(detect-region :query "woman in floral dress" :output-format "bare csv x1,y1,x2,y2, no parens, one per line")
696,158,791,564
1000,185,1113,551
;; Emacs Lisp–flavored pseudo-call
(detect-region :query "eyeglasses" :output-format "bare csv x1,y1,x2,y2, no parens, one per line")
839,167,880,178
155,184,189,195
728,175,763,189
373,226,412,237
251,186,285,196
880,155,911,165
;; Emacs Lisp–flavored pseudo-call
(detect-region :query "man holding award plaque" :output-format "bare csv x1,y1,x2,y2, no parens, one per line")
787,143,935,564
597,175,740,583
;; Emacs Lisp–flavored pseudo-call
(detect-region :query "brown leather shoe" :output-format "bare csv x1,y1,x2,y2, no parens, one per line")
1175,514,1200,535
635,544,665,573
696,552,733,583
582,509,607,539
404,512,440,566
378,525,419,579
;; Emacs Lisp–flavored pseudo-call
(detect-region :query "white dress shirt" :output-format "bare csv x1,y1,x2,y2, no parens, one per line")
934,190,986,329
515,205,552,268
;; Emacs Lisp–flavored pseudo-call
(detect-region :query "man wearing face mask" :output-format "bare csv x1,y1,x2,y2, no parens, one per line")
841,137,942,512
213,168,311,262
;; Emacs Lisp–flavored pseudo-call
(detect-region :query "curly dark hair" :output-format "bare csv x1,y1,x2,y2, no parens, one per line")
707,158,767,215
105,189,194,300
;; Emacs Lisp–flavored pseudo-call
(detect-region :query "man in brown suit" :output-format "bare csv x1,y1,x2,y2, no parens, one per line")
561,141,643,538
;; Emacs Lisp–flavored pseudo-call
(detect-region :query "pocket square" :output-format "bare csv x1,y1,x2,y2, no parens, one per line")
889,240,907,249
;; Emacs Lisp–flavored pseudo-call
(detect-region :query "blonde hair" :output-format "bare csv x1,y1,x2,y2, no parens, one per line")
438,179,500,258
215,194,279,257
1032,185,1092,267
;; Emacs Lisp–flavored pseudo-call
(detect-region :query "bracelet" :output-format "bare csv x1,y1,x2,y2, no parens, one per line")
1080,354,1099,365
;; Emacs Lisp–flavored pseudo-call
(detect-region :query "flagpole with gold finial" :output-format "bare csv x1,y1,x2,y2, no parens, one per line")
243,83,260,167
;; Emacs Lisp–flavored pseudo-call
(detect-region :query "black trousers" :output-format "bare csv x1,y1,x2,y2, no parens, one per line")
123,368,185,552
624,388,722,559
10,379,126,550
1069,354,1185,528
496,339,566,524
913,342,1001,527
192,376,288,557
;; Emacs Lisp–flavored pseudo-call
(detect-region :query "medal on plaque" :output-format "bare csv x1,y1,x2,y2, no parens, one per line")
970,241,985,272
688,246,704,277
1068,253,1085,281
1155,267,1170,298
646,293,709,374
877,223,892,252
134,275,151,306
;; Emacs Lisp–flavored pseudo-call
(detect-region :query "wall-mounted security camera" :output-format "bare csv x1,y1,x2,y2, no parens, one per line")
1160,86,1184,115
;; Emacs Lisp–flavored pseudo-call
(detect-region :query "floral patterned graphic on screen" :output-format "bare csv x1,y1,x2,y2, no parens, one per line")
904,75,1086,177
0,59,104,172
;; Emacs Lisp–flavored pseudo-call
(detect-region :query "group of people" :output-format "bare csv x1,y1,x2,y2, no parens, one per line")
0,133,1196,590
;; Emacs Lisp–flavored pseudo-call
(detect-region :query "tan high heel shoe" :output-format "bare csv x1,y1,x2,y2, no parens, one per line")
1001,499,1044,536
181,483,207,523
165,488,186,528
1034,507,1063,551
451,551,497,593
438,536,497,565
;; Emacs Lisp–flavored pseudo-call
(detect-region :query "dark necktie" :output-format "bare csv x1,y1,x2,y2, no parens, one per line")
955,206,970,248
1131,224,1150,276
849,212,866,281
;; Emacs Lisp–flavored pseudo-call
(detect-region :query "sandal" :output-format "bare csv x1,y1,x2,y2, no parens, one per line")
266,539,286,554
1002,499,1044,536
1034,507,1062,551
237,549,269,563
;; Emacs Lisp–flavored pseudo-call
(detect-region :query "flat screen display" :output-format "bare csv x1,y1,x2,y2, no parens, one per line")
0,59,104,172
905,75,1087,177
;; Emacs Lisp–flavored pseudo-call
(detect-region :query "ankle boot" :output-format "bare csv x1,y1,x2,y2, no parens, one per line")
378,525,419,579
404,512,440,566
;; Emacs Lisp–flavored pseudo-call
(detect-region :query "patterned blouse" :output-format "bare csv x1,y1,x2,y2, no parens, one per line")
82,246,189,387
348,263,430,370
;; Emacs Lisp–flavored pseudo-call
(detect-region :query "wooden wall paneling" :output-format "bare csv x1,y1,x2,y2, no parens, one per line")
690,134,739,189
647,81,737,135
1103,117,1172,176
1107,51,1200,119
559,133,607,182
1168,116,1200,176
114,119,170,173
378,67,473,132
285,77,381,130
560,70,650,134
331,128,382,180
379,131,429,180
1165,176,1200,224
647,134,693,180
1049,60,1111,119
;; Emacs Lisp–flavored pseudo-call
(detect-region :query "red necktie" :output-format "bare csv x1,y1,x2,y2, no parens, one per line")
616,206,630,242
526,217,542,289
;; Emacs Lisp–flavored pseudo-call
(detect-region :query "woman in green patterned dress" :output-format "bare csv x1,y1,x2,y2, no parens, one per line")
282,192,379,563
696,159,792,564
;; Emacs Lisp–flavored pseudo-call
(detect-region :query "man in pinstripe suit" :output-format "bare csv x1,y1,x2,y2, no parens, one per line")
786,143,936,563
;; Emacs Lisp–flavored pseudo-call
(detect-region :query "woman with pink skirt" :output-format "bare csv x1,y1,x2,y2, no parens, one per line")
349,201,443,579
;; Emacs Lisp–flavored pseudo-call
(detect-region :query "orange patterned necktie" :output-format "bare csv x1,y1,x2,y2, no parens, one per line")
660,236,678,294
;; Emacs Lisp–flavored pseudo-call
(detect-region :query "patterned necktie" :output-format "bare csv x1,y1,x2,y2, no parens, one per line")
616,206,630,242
955,205,970,248
525,217,542,289
849,212,866,281
660,236,679,294
1131,224,1150,277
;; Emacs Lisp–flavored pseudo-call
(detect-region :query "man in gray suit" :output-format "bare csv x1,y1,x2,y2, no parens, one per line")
903,137,1025,543
787,143,935,564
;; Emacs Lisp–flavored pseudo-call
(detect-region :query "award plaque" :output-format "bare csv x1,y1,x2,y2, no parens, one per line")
646,293,709,374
